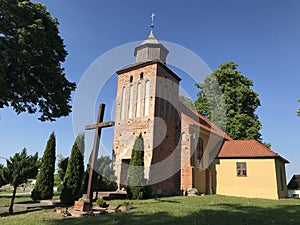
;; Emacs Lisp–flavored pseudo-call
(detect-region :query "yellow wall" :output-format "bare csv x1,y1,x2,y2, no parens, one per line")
215,158,285,199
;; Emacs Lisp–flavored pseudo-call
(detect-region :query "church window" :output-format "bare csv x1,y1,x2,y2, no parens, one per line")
120,87,126,120
182,132,186,142
196,138,203,160
136,83,141,117
140,72,144,80
163,84,167,118
130,75,133,83
144,80,150,116
157,81,162,116
280,167,284,191
128,85,134,118
236,162,247,176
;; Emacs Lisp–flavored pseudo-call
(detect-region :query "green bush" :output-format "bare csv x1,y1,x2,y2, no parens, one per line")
60,134,85,206
127,133,150,199
96,198,109,208
32,132,56,200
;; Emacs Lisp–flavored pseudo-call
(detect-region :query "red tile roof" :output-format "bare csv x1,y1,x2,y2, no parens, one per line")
179,102,232,141
218,140,289,163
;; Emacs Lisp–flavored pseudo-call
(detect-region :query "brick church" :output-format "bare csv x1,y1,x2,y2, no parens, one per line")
112,28,289,199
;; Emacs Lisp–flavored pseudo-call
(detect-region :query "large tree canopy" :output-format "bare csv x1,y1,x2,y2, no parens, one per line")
195,62,262,141
0,0,76,121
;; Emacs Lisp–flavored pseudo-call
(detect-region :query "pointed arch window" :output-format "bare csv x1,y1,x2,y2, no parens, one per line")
182,132,187,142
120,87,126,120
128,85,134,119
163,84,167,118
144,80,150,116
136,83,142,117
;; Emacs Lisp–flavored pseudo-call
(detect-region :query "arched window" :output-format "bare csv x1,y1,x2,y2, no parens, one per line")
120,87,126,120
136,83,141,117
163,84,167,118
144,80,150,116
130,75,133,83
182,132,187,142
157,81,162,117
140,72,144,80
128,85,134,118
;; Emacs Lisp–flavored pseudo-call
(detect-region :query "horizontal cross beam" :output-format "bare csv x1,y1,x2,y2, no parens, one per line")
85,121,115,130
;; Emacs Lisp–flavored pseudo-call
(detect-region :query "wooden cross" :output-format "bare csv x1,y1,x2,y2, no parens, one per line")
85,104,114,202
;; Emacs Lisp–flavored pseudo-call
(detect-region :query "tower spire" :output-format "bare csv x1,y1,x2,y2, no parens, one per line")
150,13,155,33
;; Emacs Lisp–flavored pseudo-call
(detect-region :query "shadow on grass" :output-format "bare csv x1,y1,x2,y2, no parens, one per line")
0,195,36,204
45,202,300,225
0,205,56,218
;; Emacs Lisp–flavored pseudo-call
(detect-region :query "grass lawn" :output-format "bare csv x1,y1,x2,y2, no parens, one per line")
0,195,300,225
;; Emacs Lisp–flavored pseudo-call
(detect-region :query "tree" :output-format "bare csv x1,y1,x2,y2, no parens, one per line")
31,132,56,200
179,94,195,110
57,154,68,182
0,0,76,121
60,134,85,205
0,164,6,187
297,100,300,116
127,133,149,199
2,148,39,213
82,156,116,197
195,62,262,141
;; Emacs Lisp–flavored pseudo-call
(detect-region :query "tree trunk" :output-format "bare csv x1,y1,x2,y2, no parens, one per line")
8,185,17,214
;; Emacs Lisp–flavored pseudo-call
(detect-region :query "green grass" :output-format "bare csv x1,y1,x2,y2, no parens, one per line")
0,195,300,225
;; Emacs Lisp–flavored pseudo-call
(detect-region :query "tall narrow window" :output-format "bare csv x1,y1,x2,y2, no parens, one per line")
163,84,167,118
120,87,126,120
157,81,162,117
130,75,133,83
136,83,141,117
128,85,133,118
182,132,186,142
196,138,203,160
144,80,150,116
280,167,284,191
140,72,144,80
236,162,247,176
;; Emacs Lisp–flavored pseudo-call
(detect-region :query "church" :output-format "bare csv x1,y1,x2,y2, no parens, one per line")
111,26,289,200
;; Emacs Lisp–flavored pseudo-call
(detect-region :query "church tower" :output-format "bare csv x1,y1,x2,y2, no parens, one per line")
113,22,182,195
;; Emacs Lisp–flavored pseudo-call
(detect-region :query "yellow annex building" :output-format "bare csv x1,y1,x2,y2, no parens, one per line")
112,26,289,200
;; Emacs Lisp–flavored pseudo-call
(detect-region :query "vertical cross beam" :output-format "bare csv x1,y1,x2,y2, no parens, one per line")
86,104,105,202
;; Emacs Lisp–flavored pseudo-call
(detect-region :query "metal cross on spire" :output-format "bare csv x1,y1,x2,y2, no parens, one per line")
150,13,155,32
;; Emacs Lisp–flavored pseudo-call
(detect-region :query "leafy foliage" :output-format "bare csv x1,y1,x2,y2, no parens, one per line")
0,164,6,187
195,62,262,141
297,99,300,116
31,132,56,200
0,0,76,121
60,134,85,206
127,133,150,199
2,148,39,213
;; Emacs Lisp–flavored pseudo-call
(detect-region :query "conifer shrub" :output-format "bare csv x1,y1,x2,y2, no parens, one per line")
127,133,151,199
60,134,85,206
31,132,56,200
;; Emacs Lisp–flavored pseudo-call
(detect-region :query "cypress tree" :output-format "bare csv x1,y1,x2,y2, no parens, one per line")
127,133,149,199
60,134,85,205
31,132,56,200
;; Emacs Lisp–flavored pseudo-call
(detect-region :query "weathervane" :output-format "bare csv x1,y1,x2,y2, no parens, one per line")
151,13,155,32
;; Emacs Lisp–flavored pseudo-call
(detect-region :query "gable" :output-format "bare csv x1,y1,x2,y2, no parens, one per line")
287,175,300,190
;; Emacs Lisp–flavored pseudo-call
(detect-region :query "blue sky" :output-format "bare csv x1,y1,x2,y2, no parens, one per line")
0,0,299,181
